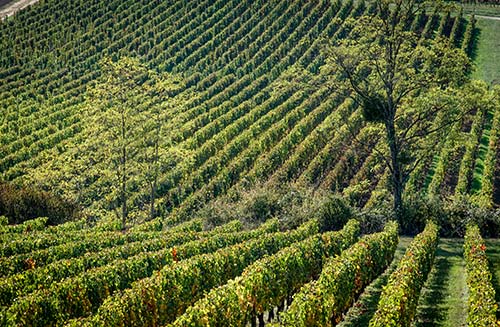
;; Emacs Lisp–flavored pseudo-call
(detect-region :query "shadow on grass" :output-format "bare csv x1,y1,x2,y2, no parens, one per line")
490,261,500,320
413,255,450,326
338,238,412,327
337,269,391,327
414,239,466,327
469,25,481,61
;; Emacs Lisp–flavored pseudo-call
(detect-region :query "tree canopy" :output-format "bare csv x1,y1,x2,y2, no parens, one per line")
324,0,475,219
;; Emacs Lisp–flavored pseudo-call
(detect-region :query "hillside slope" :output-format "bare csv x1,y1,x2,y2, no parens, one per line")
0,0,498,226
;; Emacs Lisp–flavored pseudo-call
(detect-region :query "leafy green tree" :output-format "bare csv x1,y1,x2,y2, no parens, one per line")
324,0,472,220
86,57,183,228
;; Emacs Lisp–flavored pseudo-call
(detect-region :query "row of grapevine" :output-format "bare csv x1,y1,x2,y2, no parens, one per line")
0,219,244,306
279,221,398,327
464,224,497,326
456,104,488,195
169,220,361,326
0,1,350,224
297,107,364,186
475,87,500,206
6,0,352,222
270,98,356,183
1,228,160,265
369,221,439,327
0,0,484,230
64,219,319,326
0,216,48,234
3,218,283,326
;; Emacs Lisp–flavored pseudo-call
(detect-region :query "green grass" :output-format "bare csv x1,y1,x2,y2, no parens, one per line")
471,110,494,194
338,236,413,327
462,4,500,18
413,239,467,327
471,16,500,85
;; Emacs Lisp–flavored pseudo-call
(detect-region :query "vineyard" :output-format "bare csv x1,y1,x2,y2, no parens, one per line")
1,216,499,326
1,0,500,325
0,0,498,225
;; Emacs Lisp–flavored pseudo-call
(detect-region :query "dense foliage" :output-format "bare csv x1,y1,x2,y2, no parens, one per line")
0,182,80,225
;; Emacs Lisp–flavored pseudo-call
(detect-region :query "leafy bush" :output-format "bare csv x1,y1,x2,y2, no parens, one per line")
401,194,499,237
316,195,352,232
354,207,391,234
196,184,355,232
0,182,80,225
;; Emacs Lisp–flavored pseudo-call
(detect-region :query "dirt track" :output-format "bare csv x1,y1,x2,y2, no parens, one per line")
0,0,40,20
476,15,500,21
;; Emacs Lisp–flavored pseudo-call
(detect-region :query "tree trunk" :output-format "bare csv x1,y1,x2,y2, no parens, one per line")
386,118,403,222
121,110,127,230
150,182,156,220
150,124,160,220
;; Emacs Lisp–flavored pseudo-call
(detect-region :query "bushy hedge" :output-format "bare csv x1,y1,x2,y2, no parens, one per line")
464,224,497,327
280,221,398,327
369,220,439,327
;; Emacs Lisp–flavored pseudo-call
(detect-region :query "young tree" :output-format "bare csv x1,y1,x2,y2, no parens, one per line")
138,95,184,221
86,57,147,229
324,0,472,220
87,57,183,228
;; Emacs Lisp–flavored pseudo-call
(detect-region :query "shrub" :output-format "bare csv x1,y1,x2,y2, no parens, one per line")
0,182,80,225
401,194,500,237
316,195,352,232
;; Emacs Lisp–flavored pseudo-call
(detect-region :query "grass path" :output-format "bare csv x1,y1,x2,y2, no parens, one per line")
413,239,468,327
471,16,500,85
338,237,413,327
